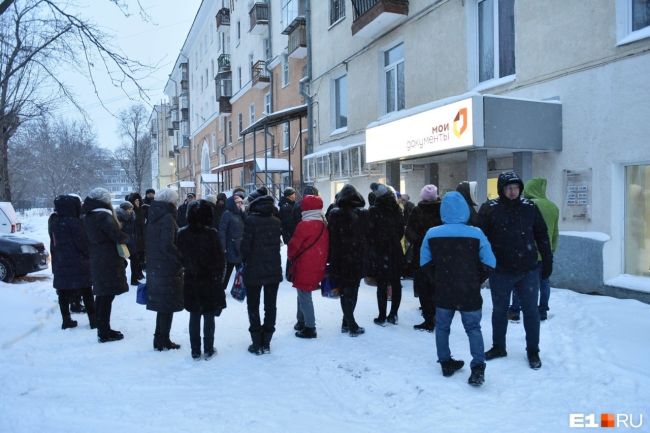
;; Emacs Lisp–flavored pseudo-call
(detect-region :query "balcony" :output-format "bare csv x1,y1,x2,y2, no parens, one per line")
182,136,191,148
217,53,231,73
216,7,230,29
281,0,306,34
251,60,270,88
215,74,232,114
249,2,269,35
288,22,307,59
351,0,409,38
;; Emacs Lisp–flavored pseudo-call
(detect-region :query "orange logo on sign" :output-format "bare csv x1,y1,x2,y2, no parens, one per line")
453,108,468,138
601,414,616,428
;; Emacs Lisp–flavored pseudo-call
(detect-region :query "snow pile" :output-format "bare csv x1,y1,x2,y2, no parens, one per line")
0,214,649,433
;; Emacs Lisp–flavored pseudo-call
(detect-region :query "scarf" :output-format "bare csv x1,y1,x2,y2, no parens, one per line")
301,209,324,222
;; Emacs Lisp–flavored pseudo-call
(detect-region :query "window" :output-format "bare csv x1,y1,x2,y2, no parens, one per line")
316,155,330,179
282,54,289,87
264,92,271,114
333,74,348,130
227,120,232,145
249,104,255,124
237,21,241,44
238,113,243,136
477,0,515,83
238,66,242,89
263,38,271,60
625,164,650,276
384,43,405,114
329,0,345,25
283,123,290,151
617,0,650,45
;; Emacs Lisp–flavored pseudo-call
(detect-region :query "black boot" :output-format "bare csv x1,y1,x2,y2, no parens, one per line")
295,327,317,339
87,313,97,330
261,331,273,354
527,350,542,370
341,319,349,333
348,325,365,337
204,347,216,360
153,334,164,351
413,320,434,332
440,358,465,377
61,316,78,330
386,313,398,325
485,346,508,360
293,321,305,331
248,332,263,355
98,331,123,343
468,364,486,387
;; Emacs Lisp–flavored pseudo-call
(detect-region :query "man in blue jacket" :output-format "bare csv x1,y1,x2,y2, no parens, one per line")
421,191,496,387
478,171,553,370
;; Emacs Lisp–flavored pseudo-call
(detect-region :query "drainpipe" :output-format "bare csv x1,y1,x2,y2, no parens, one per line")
303,0,313,156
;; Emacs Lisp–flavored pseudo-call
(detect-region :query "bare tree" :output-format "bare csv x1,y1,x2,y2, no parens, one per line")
114,103,152,193
0,0,151,201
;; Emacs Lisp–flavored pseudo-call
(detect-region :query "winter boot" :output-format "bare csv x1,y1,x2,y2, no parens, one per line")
153,334,164,351
485,346,508,361
507,311,520,322
295,327,317,339
373,316,387,326
293,321,305,331
191,350,202,360
204,347,217,360
527,350,542,370
261,331,273,354
70,298,86,314
164,339,181,350
348,325,365,337
248,332,263,355
98,331,123,343
87,312,97,330
440,358,465,377
386,313,398,325
413,320,434,332
61,316,78,330
468,364,486,387
341,319,349,333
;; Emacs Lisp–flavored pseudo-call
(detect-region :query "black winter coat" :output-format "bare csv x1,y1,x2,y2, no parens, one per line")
327,185,368,289
405,200,442,273
116,208,136,257
50,196,91,290
178,225,226,314
128,193,146,252
279,197,297,244
367,194,404,280
145,201,184,313
177,202,190,228
218,196,245,264
478,173,553,275
81,198,128,297
240,196,282,287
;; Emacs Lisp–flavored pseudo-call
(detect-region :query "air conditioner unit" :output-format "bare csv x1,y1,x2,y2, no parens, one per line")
168,150,175,158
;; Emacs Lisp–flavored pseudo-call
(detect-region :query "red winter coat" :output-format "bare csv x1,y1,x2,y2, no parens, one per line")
287,219,329,291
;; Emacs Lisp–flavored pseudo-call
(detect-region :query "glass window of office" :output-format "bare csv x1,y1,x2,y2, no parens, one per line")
478,0,515,82
625,164,650,276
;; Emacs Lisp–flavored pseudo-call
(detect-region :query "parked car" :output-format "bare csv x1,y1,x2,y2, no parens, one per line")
0,202,21,234
0,234,49,282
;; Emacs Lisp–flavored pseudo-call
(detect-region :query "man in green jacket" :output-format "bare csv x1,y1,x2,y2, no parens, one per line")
508,178,559,321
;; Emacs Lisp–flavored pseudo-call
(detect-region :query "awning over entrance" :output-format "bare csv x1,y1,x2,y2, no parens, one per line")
200,173,220,183
240,104,307,136
365,92,562,163
179,181,195,188
254,158,291,173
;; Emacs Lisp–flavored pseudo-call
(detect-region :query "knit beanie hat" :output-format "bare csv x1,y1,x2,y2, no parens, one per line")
420,184,439,201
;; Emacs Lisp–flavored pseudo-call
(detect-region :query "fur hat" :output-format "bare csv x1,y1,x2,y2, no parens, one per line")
302,185,318,196
119,201,133,211
157,188,179,205
370,182,390,198
283,187,296,197
420,184,439,201
301,195,323,211
89,187,112,205
204,194,217,205
187,200,213,226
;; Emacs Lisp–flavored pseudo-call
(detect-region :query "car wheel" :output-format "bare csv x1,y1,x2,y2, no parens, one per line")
0,257,15,283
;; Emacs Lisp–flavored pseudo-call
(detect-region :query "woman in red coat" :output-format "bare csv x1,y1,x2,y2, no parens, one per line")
288,195,329,339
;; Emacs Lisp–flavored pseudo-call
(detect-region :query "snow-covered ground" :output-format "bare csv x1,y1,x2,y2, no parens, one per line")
1,213,649,433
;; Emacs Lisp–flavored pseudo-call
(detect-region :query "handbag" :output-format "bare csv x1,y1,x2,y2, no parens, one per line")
286,223,325,282
230,267,246,302
320,269,340,299
136,282,147,305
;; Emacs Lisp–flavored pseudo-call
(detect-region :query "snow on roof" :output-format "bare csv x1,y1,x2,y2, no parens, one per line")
560,231,611,242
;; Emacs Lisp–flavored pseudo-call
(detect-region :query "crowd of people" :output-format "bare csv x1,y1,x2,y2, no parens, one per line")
48,170,559,387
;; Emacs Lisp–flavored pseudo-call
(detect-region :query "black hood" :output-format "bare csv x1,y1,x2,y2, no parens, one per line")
225,195,242,213
374,190,399,211
336,185,365,209
417,199,441,213
128,192,143,207
187,200,213,227
81,197,112,215
115,207,134,223
456,181,476,206
148,200,177,224
54,195,81,218
497,171,524,201
248,195,275,216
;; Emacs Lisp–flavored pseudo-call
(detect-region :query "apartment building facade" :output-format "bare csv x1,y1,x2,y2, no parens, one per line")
308,0,650,296
148,103,176,191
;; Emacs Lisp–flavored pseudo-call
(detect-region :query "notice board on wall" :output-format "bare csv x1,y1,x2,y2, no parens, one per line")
563,168,592,221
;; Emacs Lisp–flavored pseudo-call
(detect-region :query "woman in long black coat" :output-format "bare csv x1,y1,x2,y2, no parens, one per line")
240,193,282,355
50,195,95,330
145,188,184,351
127,193,146,283
178,200,226,360
218,193,245,288
367,184,404,326
82,188,129,343
327,184,368,337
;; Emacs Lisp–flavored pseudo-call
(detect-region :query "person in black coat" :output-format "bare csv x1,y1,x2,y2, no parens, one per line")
176,192,196,228
146,188,184,351
405,185,443,331
367,184,404,326
82,188,129,343
116,201,140,286
327,184,368,336
241,193,282,355
178,200,226,360
279,187,297,244
456,181,480,227
50,195,95,330
127,193,146,282
218,192,246,289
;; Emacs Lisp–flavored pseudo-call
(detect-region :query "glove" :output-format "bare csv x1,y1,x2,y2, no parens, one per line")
541,260,553,280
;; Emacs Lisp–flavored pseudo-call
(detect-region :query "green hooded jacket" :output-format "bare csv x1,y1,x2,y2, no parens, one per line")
524,178,559,253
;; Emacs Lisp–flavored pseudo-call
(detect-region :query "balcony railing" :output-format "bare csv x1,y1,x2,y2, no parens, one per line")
249,2,269,34
351,0,409,36
288,22,307,58
216,7,230,28
217,53,230,73
251,60,270,88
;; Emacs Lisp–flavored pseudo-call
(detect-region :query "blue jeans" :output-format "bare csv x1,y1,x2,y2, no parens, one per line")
509,263,550,314
490,269,540,352
435,307,485,368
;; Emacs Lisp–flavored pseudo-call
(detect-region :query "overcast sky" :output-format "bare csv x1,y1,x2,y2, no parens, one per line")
52,0,202,150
